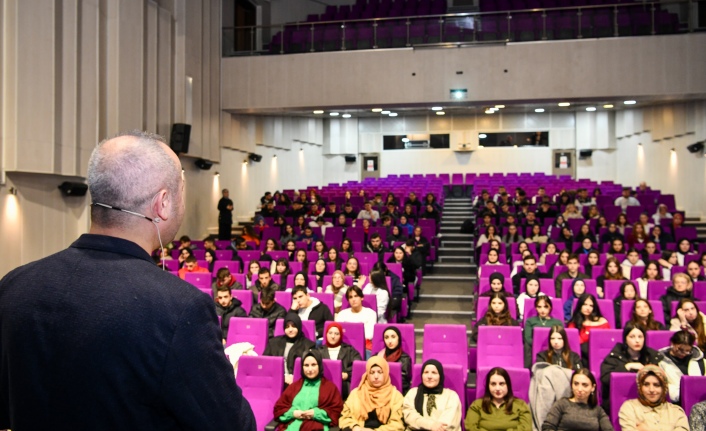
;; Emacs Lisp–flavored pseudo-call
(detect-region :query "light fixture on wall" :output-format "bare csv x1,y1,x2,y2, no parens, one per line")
273,154,277,158
637,142,643,146
214,171,220,176
242,158,248,164
299,147,304,151
8,187,18,195
671,148,676,152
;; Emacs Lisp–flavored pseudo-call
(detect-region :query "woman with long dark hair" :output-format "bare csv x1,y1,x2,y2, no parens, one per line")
536,326,582,371
627,299,665,332
670,298,706,352
465,367,531,431
472,292,520,343
567,294,610,361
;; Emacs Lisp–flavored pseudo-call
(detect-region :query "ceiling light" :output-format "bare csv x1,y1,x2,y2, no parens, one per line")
624,100,637,105
389,113,398,117
436,111,445,116
479,134,487,139
381,111,390,115
603,104,614,109
402,138,410,143
485,109,494,114
342,114,351,118
431,107,443,111
586,107,596,112
330,112,339,116
558,102,571,107
489,108,497,112
535,108,545,113
495,105,505,109
313,110,324,114
371,108,383,112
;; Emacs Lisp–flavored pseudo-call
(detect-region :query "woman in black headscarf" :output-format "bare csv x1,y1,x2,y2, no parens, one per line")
273,350,344,431
375,326,412,394
264,312,316,385
402,360,463,431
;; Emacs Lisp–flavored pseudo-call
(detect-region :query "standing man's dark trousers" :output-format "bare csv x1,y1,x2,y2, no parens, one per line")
218,217,232,240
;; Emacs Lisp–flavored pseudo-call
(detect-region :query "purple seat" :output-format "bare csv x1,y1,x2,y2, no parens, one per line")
531,327,581,365
215,250,233,261
162,259,179,271
477,296,518,320
645,330,675,351
215,240,231,249
308,292,334,316
620,300,665,330
610,373,639,431
561,278,598,300
588,329,622,379
226,317,268,354
477,277,514,295
477,326,523,369
192,249,206,259
603,280,627,300
327,321,366,358
412,363,466,414
476,367,530,403
681,376,706,416
479,264,511,278
523,297,564,322
372,323,416,362
519,278,555,297
274,291,292,310
423,324,469,378
260,227,280,245
232,290,253,315
184,272,212,288
239,250,261,263
658,194,676,212
674,227,698,242
274,318,316,341
351,360,403,392
238,356,284,431
293,357,343,395
267,250,289,261
647,280,671,301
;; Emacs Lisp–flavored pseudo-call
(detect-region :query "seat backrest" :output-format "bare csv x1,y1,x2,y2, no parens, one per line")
603,279,626,300
477,296,518,320
411,363,465,417
371,323,416,362
225,317,269,354
215,250,234,261
620,300,665,330
238,355,284,431
531,327,581,365
239,250,261,262
477,278,514,295
523,297,564,322
480,264,511,278
308,292,335,316
610,373,638,431
292,357,343,395
326,321,366,358
561,278,598,300
267,250,289,261
645,330,674,351
274,291,292,309
681,375,706,416
423,324,468,378
477,326,523,369
588,329,623,377
647,280,671,300
476,367,530,404
274,318,316,341
212,260,241,277
231,290,253,315
184,272,212,287
351,360,403,393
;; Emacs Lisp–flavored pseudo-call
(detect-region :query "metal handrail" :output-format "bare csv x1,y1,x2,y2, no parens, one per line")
222,0,697,55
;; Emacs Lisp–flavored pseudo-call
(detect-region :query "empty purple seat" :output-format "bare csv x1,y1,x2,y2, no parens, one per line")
226,317,269,353
610,373,638,430
477,326,523,369
477,277,513,295
372,323,416,362
232,290,254,315
215,240,231,249
423,324,469,378
184,272,212,288
681,375,706,416
588,329,622,378
647,280,671,301
238,356,284,431
645,330,674,351
479,264,511,278
215,250,233,261
327,321,366,358
476,367,530,403
274,291,292,310
351,360,403,392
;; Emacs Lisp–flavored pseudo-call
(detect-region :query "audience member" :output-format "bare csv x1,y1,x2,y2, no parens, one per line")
541,369,612,431
375,326,412,394
658,329,706,404
252,267,280,303
535,326,581,371
554,254,589,298
596,257,626,298
215,285,246,343
661,273,694,323
249,287,288,338
669,298,706,351
402,360,463,431
613,281,639,328
318,322,362,398
567,294,610,361
517,276,547,321
563,279,587,322
362,271,391,324
614,187,640,212
472,292,520,343
512,255,548,296
263,313,316,385
524,299,564,367
465,367,531,431
177,256,210,280
325,270,349,314
627,299,665,332
335,286,377,353
290,285,334,340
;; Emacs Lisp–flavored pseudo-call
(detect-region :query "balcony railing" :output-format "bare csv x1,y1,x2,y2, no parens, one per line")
223,0,700,57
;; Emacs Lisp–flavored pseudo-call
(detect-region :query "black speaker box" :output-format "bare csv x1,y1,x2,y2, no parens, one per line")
58,182,88,197
249,153,263,162
170,123,191,154
579,149,593,159
687,142,704,154
195,159,213,170
345,155,357,163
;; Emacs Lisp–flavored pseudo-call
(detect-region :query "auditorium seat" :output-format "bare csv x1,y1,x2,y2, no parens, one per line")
681,375,706,416
476,367,530,403
326,321,366,358
238,356,284,431
477,326,523,369
531,327,581,365
232,290,253,315
423,324,469,378
588,329,622,379
226,317,268,353
610,373,638,431
372,323,416,362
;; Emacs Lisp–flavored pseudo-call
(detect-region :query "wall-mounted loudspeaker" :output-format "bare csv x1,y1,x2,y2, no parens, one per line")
687,142,704,154
579,149,593,159
344,155,357,163
169,123,191,154
248,153,262,162
194,159,213,170
58,181,88,197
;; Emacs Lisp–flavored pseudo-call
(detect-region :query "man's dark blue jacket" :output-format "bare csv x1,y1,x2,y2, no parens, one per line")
0,234,255,430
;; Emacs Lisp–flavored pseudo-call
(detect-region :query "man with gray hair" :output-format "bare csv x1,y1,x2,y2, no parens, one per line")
0,131,255,430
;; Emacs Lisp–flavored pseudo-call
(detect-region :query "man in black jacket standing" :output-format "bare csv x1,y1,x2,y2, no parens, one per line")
0,131,255,430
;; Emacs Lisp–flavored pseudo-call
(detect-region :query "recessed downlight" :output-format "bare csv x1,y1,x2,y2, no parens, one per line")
485,109,494,114
535,108,545,113
436,111,445,116
431,106,443,111
313,110,324,114
389,113,398,117
558,102,571,107
586,107,597,112
603,104,614,109
495,105,505,109
624,100,637,105
479,134,487,139
381,111,390,115
342,114,352,118
371,108,383,112
330,112,339,116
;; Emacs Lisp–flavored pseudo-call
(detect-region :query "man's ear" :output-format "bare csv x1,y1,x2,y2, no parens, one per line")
152,189,170,222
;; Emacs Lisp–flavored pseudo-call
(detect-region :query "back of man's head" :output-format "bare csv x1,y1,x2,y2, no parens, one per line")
87,130,181,229
185,256,198,264
217,268,231,281
260,287,275,304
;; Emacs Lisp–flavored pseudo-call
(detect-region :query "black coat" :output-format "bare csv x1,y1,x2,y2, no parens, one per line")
293,301,334,339
660,286,693,323
536,350,583,371
599,343,663,412
263,335,316,375
249,302,288,338
215,298,247,340
0,234,255,430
